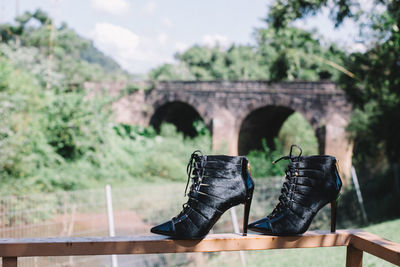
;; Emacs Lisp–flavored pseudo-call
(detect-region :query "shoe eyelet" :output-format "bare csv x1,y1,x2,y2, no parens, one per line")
176,214,188,223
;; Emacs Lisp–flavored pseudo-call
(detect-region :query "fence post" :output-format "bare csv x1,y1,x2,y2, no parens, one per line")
346,245,363,267
393,163,400,194
106,184,118,267
230,207,246,267
351,166,368,224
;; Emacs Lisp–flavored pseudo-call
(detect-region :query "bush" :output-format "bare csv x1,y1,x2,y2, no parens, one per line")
277,112,319,156
247,140,286,178
246,112,319,178
108,123,212,181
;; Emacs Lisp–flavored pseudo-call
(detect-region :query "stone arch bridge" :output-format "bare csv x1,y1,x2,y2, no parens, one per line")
85,81,353,181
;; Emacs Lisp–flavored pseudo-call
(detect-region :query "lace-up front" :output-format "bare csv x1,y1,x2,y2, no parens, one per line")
151,151,254,239
248,144,342,236
184,150,204,197
173,151,205,223
270,145,302,217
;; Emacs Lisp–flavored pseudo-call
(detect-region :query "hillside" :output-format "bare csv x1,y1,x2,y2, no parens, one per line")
0,9,129,87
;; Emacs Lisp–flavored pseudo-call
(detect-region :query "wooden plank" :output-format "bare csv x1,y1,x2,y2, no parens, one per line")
346,245,363,267
0,231,351,257
349,230,400,266
2,257,17,267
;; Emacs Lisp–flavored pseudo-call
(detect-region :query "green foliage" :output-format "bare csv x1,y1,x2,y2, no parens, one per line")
255,27,346,81
193,120,209,136
176,45,225,80
342,14,400,164
117,123,211,181
149,28,345,82
0,9,142,194
266,0,355,29
0,54,213,194
0,57,60,182
173,44,267,80
149,63,195,80
247,112,319,178
247,140,286,178
120,82,154,96
225,45,266,80
0,10,213,194
80,40,122,72
266,0,400,159
0,9,129,88
266,0,400,169
278,112,319,155
0,43,111,193
44,91,111,160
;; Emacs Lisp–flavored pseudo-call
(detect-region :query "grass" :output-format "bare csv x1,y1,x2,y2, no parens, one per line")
208,218,400,267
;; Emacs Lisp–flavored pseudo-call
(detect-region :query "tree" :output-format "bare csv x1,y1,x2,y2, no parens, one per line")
266,0,355,29
149,28,345,81
0,9,129,87
267,0,400,165
255,26,346,81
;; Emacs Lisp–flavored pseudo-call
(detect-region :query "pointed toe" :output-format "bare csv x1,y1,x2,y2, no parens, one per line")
248,218,273,234
151,220,175,236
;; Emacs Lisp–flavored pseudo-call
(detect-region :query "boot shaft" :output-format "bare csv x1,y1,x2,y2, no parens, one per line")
189,155,254,210
290,155,342,203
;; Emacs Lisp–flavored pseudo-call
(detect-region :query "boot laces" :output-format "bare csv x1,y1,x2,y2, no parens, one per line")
270,144,302,217
184,150,204,197
174,150,204,221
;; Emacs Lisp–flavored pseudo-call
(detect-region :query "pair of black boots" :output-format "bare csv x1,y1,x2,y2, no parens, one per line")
151,145,342,239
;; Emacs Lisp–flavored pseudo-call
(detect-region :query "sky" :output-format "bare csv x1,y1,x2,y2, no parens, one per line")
0,0,362,74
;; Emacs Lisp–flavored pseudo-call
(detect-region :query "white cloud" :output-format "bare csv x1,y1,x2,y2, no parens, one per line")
91,0,131,16
348,43,367,53
162,17,173,28
142,1,157,15
357,0,383,13
90,22,167,73
202,34,230,48
158,33,168,45
175,42,189,53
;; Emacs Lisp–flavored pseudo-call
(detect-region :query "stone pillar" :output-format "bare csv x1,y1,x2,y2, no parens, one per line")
112,90,149,126
323,112,353,186
211,108,239,156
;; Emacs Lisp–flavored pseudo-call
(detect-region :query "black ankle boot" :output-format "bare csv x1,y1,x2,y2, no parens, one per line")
248,145,342,236
151,150,255,239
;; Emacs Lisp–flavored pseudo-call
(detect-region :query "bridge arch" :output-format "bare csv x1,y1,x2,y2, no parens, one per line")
149,101,206,137
237,105,319,155
235,94,322,132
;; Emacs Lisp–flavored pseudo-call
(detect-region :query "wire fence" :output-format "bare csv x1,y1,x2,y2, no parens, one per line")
0,177,348,266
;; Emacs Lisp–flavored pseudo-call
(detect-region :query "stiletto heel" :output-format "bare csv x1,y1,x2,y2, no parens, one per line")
330,198,338,233
243,189,253,236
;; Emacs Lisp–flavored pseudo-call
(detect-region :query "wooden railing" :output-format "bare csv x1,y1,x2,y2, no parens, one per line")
0,230,399,267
